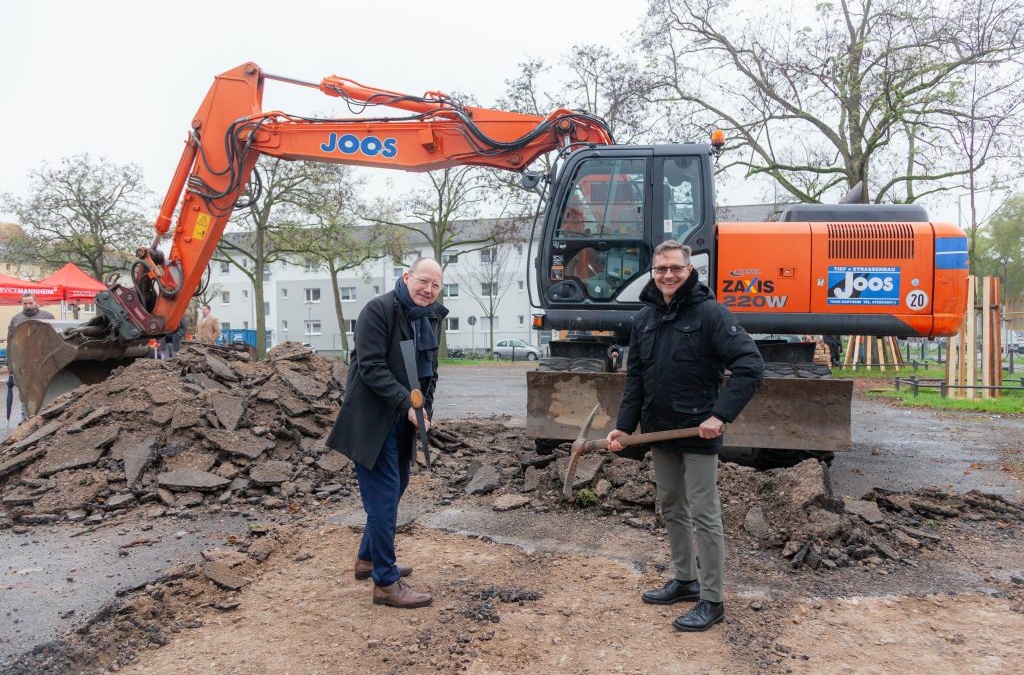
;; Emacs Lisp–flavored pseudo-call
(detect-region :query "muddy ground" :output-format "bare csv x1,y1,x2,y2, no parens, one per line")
1,353,1022,675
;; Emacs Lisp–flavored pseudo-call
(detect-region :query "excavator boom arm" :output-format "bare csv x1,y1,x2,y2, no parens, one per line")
139,62,613,339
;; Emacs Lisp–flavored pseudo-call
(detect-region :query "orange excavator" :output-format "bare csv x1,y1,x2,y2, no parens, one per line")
9,62,969,457
8,62,613,417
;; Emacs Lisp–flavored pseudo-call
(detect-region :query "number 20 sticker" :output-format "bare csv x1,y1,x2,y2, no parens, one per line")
906,289,929,310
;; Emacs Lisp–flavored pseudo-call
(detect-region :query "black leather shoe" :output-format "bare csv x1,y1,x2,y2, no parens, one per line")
673,599,724,632
641,579,700,605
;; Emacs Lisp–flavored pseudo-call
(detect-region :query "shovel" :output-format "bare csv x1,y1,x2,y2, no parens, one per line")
562,403,703,500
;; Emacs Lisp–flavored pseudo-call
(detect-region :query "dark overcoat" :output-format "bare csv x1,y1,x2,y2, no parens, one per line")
325,290,447,469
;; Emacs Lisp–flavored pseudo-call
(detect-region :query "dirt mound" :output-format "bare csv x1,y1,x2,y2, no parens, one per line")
0,342,350,528
422,424,1023,573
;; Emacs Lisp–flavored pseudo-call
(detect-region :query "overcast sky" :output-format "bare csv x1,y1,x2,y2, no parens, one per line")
0,0,646,221
2,0,973,226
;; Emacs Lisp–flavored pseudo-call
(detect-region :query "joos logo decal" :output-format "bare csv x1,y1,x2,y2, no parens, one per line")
828,266,900,306
721,276,788,308
320,132,398,158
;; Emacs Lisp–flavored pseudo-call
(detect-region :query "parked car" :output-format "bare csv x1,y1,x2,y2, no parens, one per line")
492,339,540,361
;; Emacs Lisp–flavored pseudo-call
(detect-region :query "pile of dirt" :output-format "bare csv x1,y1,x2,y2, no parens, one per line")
419,423,1023,573
0,342,351,528
4,356,1021,577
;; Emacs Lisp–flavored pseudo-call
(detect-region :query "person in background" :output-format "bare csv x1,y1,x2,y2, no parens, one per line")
196,304,221,344
8,293,56,422
326,257,448,609
8,293,55,338
606,240,764,632
823,335,843,366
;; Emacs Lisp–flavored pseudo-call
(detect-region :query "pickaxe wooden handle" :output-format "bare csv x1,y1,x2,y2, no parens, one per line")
562,405,704,500
575,426,703,454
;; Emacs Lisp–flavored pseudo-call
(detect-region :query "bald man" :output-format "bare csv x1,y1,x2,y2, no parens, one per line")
326,258,448,609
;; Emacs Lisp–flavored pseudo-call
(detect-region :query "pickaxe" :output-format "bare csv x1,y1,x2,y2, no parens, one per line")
562,403,703,500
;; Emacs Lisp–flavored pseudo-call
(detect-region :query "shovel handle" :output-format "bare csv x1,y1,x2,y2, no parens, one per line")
581,426,703,453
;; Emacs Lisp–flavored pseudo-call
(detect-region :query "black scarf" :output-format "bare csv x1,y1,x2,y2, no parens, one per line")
394,278,441,380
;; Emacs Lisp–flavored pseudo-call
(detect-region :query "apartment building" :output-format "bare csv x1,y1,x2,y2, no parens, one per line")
210,220,544,358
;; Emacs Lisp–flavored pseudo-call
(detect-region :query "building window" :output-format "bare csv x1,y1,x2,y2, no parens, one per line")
281,288,288,299
480,247,496,263
263,301,270,316
263,268,271,282
83,303,95,313
243,321,249,329
442,251,460,265
515,244,524,256
304,288,321,303
221,322,231,333
282,320,288,331
304,320,322,336
347,319,357,333
340,286,357,301
443,283,459,298
242,289,249,299
446,317,460,331
481,282,496,297
517,280,525,291
392,266,404,280
373,285,380,295
221,291,231,305
518,315,525,326
220,261,229,273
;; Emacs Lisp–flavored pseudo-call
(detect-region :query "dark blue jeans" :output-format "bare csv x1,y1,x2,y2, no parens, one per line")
355,421,411,586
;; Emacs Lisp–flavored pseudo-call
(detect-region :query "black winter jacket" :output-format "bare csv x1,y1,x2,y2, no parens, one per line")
325,290,448,469
615,275,764,454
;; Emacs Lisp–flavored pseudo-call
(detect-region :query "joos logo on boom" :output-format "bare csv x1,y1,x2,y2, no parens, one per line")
828,266,900,305
320,132,398,158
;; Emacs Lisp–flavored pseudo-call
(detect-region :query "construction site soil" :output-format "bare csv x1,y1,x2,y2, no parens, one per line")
1,345,1022,674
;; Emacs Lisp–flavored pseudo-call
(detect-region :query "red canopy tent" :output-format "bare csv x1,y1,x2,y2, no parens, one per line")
36,263,106,302
0,272,60,306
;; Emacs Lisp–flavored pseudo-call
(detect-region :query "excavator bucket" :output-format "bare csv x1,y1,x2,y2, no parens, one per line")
8,320,149,418
526,371,853,453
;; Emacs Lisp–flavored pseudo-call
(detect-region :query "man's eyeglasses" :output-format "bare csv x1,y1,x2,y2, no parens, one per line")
410,274,442,291
651,265,689,276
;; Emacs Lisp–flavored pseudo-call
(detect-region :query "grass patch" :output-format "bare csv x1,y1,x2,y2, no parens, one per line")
831,361,1024,413
868,387,1024,414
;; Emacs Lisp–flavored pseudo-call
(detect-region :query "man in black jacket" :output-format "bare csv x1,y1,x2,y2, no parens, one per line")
607,240,764,631
326,258,447,609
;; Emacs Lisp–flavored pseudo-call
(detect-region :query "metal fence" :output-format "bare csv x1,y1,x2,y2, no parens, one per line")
893,375,1024,398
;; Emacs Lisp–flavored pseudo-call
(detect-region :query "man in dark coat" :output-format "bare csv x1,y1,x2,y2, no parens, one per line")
326,258,447,608
607,240,764,632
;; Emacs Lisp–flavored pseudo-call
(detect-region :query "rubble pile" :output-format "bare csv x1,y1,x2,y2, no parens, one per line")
453,441,1024,573
0,342,352,526
3,346,1021,576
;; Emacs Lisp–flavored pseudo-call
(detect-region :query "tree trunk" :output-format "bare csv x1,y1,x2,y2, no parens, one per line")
330,266,350,357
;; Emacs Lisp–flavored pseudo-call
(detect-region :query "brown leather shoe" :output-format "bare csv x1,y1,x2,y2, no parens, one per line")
354,558,413,581
372,579,433,608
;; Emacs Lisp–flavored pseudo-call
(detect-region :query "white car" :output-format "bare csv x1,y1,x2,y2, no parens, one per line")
492,339,540,361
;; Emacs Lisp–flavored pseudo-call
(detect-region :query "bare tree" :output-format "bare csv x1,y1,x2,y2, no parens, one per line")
453,244,518,357
213,157,325,358
369,166,523,353
0,154,151,278
639,0,1024,204
284,164,402,355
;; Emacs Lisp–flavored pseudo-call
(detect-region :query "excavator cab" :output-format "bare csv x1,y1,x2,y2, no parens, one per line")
528,144,858,455
536,144,716,335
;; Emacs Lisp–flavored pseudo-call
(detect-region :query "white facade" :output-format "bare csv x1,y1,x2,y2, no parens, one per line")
209,239,545,358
